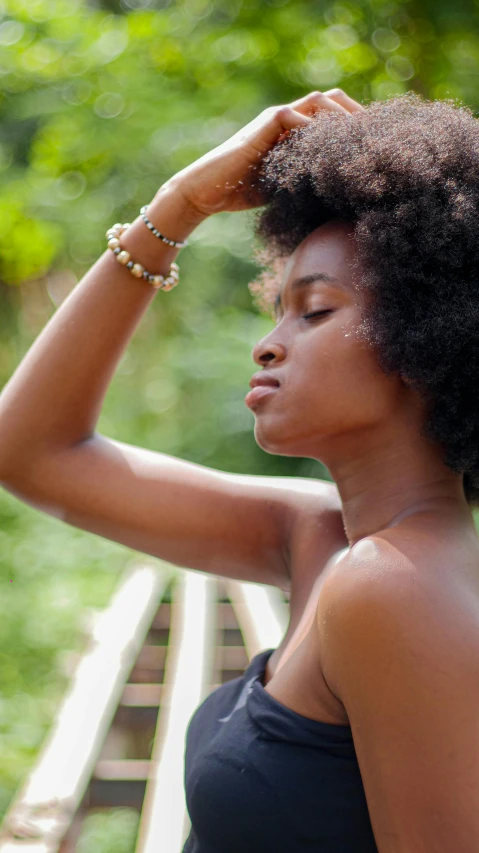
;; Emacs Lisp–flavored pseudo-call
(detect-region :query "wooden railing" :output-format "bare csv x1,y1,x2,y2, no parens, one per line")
0,560,289,853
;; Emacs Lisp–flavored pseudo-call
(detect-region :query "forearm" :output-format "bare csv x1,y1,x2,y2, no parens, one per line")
0,182,207,478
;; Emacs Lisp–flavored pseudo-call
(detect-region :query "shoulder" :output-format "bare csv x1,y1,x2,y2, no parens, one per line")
235,473,344,533
236,474,346,591
316,536,418,687
285,479,348,583
286,477,346,543
317,533,479,688
315,535,479,850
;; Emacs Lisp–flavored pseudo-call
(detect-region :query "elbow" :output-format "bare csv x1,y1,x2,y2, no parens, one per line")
0,467,66,520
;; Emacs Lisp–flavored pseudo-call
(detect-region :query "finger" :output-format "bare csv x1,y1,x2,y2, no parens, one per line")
276,105,313,130
289,90,350,117
322,87,367,113
273,106,312,143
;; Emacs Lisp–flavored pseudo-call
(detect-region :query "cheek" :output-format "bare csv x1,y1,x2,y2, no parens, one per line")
294,323,360,387
292,327,393,423
252,323,397,455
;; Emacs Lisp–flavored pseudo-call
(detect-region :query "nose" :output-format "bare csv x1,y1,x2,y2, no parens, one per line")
251,335,287,367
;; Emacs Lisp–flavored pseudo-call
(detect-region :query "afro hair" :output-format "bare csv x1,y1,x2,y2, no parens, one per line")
248,91,479,508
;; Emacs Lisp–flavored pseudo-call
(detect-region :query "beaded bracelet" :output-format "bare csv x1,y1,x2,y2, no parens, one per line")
106,223,180,291
140,205,189,248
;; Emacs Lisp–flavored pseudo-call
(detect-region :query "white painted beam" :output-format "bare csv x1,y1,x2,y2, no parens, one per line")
135,570,217,853
226,580,289,659
0,559,171,853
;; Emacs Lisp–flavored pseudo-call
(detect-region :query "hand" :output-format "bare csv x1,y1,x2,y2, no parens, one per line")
162,89,366,218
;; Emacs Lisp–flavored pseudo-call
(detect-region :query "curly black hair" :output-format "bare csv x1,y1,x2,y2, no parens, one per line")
248,92,479,508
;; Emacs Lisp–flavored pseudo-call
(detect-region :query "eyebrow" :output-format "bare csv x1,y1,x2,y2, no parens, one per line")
274,273,345,314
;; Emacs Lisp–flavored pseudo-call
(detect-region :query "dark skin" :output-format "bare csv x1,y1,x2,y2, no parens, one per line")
250,220,479,727
3,89,479,846
1,88,478,734
250,218,471,549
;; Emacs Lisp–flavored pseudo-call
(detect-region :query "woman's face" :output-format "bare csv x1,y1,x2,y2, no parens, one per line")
248,219,415,462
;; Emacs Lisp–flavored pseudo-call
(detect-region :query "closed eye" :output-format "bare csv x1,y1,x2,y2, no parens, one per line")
303,310,332,321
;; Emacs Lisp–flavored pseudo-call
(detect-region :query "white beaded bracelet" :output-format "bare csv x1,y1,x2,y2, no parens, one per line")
106,222,180,291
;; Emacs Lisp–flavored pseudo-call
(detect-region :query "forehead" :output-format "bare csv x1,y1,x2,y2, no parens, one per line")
280,220,357,295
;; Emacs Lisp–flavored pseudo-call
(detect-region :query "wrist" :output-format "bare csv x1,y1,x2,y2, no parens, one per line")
118,184,207,276
154,179,211,230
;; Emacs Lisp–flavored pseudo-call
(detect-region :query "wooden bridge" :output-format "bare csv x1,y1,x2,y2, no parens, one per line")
0,560,289,853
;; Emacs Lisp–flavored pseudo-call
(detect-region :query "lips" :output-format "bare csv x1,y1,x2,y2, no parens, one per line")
248,372,281,390
245,372,281,409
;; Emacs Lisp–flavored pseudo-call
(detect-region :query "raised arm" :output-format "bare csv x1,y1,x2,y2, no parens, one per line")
0,92,352,586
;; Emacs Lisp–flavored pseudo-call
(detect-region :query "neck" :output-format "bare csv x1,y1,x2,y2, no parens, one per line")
323,427,470,548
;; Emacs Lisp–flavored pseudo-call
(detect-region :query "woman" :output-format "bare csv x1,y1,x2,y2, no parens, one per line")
1,88,479,851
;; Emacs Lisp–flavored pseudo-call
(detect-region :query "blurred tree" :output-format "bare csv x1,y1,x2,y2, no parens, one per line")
2,0,479,473
1,0,479,836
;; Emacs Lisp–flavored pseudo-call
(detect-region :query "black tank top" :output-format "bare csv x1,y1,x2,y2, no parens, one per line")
182,647,378,852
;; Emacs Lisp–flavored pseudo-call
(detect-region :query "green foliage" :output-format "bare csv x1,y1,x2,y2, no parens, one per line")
1,0,479,842
76,808,139,853
2,0,477,286
0,481,133,814
76,808,140,853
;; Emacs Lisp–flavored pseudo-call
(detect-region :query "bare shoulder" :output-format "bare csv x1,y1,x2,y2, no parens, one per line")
232,472,346,545
313,528,479,852
316,524,479,700
319,515,479,603
283,477,348,584
253,473,346,540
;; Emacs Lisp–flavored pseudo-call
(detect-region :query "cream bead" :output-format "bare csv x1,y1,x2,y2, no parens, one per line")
106,218,180,291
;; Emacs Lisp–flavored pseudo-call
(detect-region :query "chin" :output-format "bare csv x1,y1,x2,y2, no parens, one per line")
253,423,304,457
